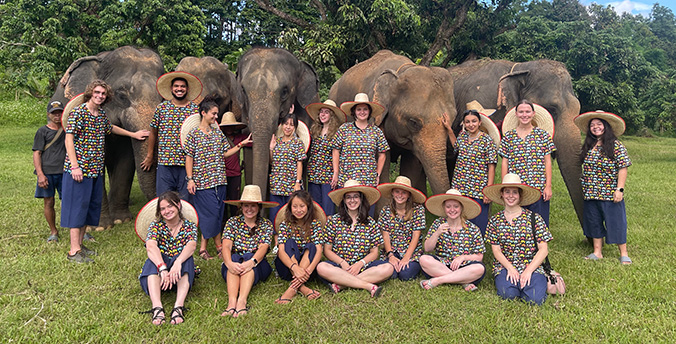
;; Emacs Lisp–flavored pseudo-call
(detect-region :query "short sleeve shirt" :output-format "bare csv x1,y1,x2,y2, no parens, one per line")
452,131,498,199
145,219,198,258
278,219,325,246
270,136,306,196
581,140,631,201
324,214,383,265
184,127,229,190
223,215,274,255
486,209,552,276
377,204,425,261
307,134,333,184
424,218,485,267
331,123,390,187
33,125,66,175
499,127,556,192
64,103,112,178
150,101,198,166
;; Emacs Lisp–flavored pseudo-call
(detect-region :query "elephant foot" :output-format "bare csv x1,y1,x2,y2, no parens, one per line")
113,217,132,225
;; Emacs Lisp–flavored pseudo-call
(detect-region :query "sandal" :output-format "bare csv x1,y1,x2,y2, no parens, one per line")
584,253,601,260
462,283,478,292
199,250,213,260
619,256,632,265
140,306,165,326
274,297,293,304
234,306,250,318
420,279,435,290
47,234,59,243
329,283,341,294
305,289,321,300
370,285,383,298
220,308,236,317
170,306,186,325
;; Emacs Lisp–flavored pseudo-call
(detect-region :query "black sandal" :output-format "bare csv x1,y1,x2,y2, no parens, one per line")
140,307,165,325
170,306,186,325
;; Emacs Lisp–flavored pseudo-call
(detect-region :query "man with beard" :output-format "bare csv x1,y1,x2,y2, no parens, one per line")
141,72,203,199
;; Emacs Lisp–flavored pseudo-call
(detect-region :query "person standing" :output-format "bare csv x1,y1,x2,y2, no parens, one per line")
219,112,249,221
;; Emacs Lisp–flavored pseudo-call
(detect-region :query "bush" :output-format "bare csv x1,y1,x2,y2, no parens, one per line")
0,98,48,127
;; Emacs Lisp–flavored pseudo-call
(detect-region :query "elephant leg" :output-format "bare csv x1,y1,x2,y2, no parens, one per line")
399,150,428,195
374,151,392,220
446,140,457,187
553,128,584,229
97,174,113,231
243,146,253,186
105,135,134,226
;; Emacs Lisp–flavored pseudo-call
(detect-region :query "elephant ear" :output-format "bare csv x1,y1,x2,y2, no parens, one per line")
498,69,530,109
228,72,246,121
296,61,320,109
373,69,398,126
59,55,102,99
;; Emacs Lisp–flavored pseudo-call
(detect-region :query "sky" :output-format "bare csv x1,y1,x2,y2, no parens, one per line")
581,0,676,17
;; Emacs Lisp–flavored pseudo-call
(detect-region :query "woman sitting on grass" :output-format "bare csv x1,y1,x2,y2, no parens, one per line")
220,185,278,317
273,190,326,303
316,180,393,298
137,191,198,325
419,189,485,291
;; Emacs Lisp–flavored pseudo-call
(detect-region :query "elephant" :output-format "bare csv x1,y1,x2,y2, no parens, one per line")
50,46,164,229
447,58,583,226
235,47,319,198
328,50,454,196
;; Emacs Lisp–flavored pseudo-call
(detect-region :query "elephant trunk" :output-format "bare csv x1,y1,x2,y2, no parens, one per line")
248,104,280,198
553,96,585,226
413,126,450,195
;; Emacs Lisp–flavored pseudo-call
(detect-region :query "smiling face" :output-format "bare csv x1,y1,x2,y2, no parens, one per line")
201,106,219,125
90,86,108,106
516,103,534,126
241,203,260,220
344,191,362,211
159,199,179,222
443,199,463,220
463,112,481,135
171,79,188,100
391,188,411,205
319,108,332,124
589,118,605,137
354,104,370,122
290,196,309,220
282,117,296,137
501,187,522,207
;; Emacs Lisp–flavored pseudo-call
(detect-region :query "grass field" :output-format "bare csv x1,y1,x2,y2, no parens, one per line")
1,124,675,343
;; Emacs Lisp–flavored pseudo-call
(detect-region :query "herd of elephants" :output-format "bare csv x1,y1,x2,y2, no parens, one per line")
48,46,584,231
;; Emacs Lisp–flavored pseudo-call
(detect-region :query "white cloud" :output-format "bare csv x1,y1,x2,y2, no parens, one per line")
606,0,653,15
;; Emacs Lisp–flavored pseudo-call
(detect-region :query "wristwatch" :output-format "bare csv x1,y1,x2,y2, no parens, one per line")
186,176,193,181
616,187,624,193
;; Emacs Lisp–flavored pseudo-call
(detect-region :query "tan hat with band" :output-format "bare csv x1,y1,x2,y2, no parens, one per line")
574,110,625,136
340,93,385,120
482,173,541,206
377,176,427,205
156,71,203,101
306,99,347,124
223,185,279,208
502,103,555,137
425,189,481,219
134,198,198,242
328,179,381,206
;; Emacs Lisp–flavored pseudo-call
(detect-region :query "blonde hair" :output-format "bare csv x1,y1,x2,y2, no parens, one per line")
310,108,341,141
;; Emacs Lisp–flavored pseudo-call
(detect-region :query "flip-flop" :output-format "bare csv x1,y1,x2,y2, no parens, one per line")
329,283,341,294
234,306,250,317
199,250,213,260
584,253,601,260
305,289,321,300
274,297,293,304
47,234,59,243
83,232,96,242
462,283,478,292
420,279,435,290
220,308,236,317
619,256,633,265
370,285,383,298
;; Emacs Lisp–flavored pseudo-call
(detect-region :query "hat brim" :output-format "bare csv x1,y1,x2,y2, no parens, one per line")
306,103,347,124
377,183,427,205
134,198,199,242
574,111,625,136
425,193,481,219
482,183,541,206
328,185,381,206
477,113,501,147
156,71,203,101
274,201,327,230
340,101,386,121
223,200,279,209
62,94,85,129
180,114,219,148
502,103,555,137
276,121,311,153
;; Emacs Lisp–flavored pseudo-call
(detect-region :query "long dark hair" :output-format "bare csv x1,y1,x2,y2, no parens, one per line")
337,191,370,225
350,103,373,119
462,109,482,122
155,191,185,221
279,112,299,129
580,118,617,163
238,203,263,235
284,190,315,242
198,96,219,119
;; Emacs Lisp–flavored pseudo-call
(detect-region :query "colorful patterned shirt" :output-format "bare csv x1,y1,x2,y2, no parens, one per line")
486,209,552,276
278,219,325,246
452,131,498,199
331,122,390,187
377,204,425,261
424,218,485,267
64,103,112,178
184,127,229,190
270,136,306,196
581,140,631,201
150,101,198,166
307,134,334,184
223,215,274,255
499,127,556,192
325,214,383,265
145,219,198,258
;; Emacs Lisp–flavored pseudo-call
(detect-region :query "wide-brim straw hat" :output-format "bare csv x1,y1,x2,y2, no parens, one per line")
156,71,203,101
273,201,327,230
219,111,247,130
502,103,555,137
340,93,386,120
134,198,198,242
425,189,481,219
275,120,311,153
328,179,381,206
306,99,347,123
377,176,427,205
62,94,85,128
465,100,501,147
574,110,626,136
180,113,218,147
482,173,541,206
223,185,279,208
466,100,496,117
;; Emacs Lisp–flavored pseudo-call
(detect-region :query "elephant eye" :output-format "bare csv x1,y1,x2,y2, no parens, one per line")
407,117,423,132
280,86,289,101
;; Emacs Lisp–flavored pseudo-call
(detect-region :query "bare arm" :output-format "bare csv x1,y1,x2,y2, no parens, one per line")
111,125,150,140
331,148,340,189
64,133,82,182
441,112,457,147
376,152,386,180
140,127,158,171
294,160,303,191
484,163,496,203
33,150,48,188
543,154,552,201
614,167,628,203
224,133,252,158
186,155,195,195
501,157,509,179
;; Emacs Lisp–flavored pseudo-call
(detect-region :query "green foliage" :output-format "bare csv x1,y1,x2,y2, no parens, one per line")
0,98,48,127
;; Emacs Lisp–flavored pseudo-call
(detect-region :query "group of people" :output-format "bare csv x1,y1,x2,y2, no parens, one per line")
32,72,631,325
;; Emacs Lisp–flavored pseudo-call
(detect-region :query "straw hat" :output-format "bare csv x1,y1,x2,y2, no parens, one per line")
306,99,347,124
465,100,501,147
156,71,203,101
180,113,218,147
574,110,626,136
340,93,386,120
275,120,311,153
223,185,279,208
273,200,327,230
425,189,481,219
328,179,381,206
61,94,85,128
377,176,427,205
482,173,541,206
502,103,555,137
134,197,198,242
219,111,247,130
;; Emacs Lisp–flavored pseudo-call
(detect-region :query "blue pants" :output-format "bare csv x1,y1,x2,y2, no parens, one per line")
308,182,334,216
274,238,318,281
389,251,421,281
156,165,188,201
494,269,547,305
35,174,63,199
469,197,490,236
269,194,290,227
525,197,550,228
139,254,195,295
193,185,227,239
221,252,272,286
583,199,627,244
60,173,103,228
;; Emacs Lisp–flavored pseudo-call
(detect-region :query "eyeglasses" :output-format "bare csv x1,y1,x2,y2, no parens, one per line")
345,194,360,200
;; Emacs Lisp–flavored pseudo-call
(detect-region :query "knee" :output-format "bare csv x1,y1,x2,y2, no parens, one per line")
419,255,434,268
496,285,520,300
44,197,55,207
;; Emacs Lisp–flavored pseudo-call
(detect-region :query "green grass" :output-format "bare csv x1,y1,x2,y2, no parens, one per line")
2,125,676,343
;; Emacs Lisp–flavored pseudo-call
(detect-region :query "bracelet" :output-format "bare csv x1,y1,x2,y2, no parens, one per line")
339,259,346,266
386,251,393,257
290,263,297,269
360,259,368,268
237,143,242,148
157,262,166,270
252,258,259,267
72,166,80,170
